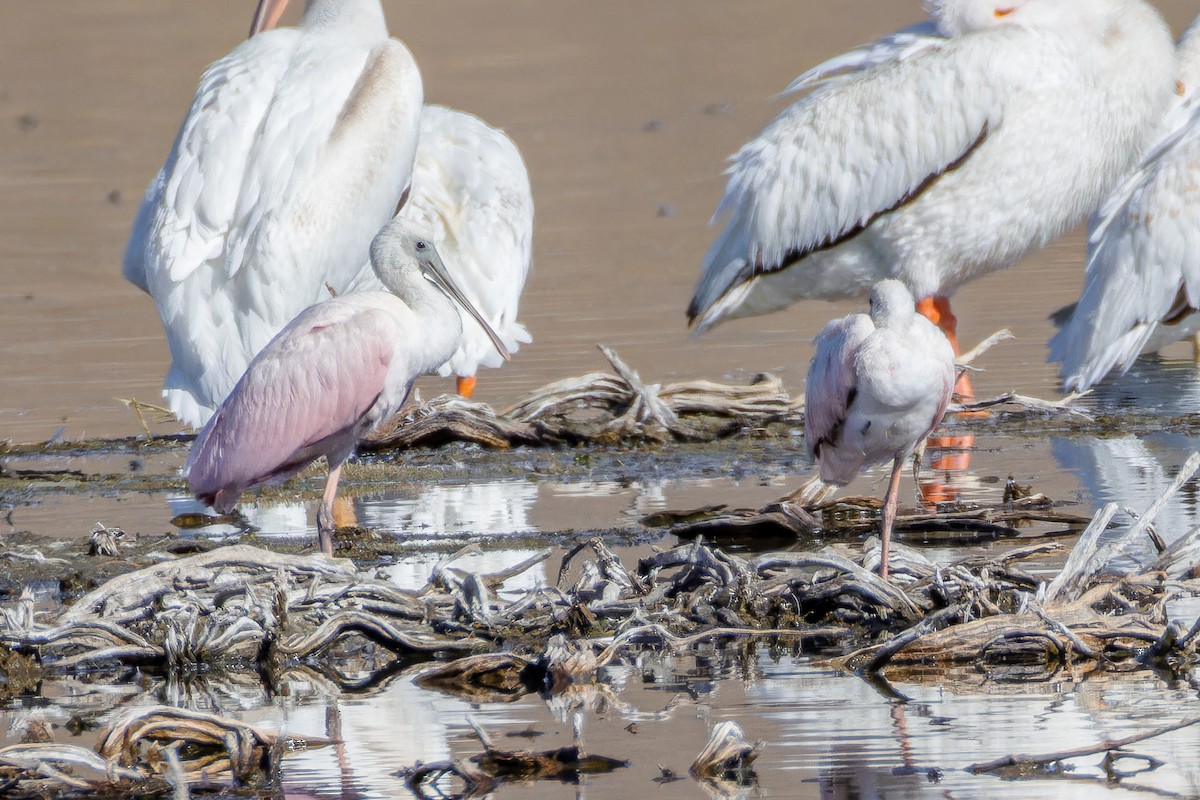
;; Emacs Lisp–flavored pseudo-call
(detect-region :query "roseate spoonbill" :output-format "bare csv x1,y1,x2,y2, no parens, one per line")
1051,16,1200,392
802,280,956,579
343,105,534,400
186,221,510,557
123,0,423,428
688,0,1176,396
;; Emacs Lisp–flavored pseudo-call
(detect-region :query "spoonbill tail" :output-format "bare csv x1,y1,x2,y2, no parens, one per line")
343,105,534,399
186,221,510,557
688,0,1176,396
803,280,955,580
1051,16,1200,392
123,0,423,428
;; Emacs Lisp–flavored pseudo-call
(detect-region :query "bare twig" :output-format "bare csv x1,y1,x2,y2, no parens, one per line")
968,715,1200,773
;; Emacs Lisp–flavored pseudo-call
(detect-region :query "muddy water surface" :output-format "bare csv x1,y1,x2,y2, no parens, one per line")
1,0,1195,444
4,3,1200,799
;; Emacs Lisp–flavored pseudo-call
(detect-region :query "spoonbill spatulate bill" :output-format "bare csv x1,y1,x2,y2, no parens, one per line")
342,104,535,400
185,221,510,558
1051,15,1200,392
802,280,956,580
688,0,1177,389
123,0,423,428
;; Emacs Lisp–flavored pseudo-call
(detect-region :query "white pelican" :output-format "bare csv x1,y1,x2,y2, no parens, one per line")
802,280,956,579
1050,16,1200,393
344,104,534,399
688,0,1177,387
187,221,510,557
123,0,423,428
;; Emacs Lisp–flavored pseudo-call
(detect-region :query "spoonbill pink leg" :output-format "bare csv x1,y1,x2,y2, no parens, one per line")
316,463,344,557
879,455,905,581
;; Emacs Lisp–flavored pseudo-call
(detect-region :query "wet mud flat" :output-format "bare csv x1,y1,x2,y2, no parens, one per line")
3,382,1200,798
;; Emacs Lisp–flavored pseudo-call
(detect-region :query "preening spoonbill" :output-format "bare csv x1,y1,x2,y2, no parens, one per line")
1051,16,1200,392
688,0,1177,391
343,104,534,399
123,0,423,428
803,280,955,580
186,221,510,557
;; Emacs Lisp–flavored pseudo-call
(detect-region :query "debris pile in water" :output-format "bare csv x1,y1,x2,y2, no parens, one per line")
0,705,324,798
3,447,1200,797
366,343,1092,449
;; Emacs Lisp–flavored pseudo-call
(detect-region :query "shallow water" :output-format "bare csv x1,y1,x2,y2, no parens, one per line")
5,2,1200,799
8,646,1200,800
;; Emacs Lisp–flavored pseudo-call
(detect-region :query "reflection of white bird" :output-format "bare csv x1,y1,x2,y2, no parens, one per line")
187,223,508,556
802,280,955,579
357,481,537,538
1051,17,1200,393
124,0,423,428
346,105,534,399
1053,432,1200,559
688,0,1176,376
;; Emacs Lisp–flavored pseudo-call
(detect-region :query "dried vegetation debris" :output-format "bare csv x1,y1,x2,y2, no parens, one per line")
3,478,1200,796
369,343,804,448
399,717,629,799
5,492,1198,693
363,343,1097,450
0,704,324,798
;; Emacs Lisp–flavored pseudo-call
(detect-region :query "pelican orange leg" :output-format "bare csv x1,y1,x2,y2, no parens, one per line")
915,294,975,505
456,375,477,399
916,295,973,400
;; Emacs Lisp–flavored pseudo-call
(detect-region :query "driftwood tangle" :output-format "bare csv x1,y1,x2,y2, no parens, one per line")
1,503,1198,796
368,344,804,448
0,705,326,798
360,344,1095,451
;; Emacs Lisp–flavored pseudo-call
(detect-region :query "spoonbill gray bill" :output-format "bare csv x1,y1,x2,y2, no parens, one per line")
803,280,955,580
123,0,423,428
688,0,1176,396
1051,16,1200,392
186,220,510,557
343,104,534,400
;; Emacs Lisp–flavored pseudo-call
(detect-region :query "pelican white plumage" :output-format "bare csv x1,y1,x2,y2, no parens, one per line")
123,0,423,428
1050,17,1200,392
688,0,1177,367
344,104,534,398
187,221,510,557
803,280,956,579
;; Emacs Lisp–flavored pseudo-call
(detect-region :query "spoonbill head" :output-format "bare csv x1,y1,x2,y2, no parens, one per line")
804,279,956,579
186,220,507,557
689,0,1175,398
343,105,535,400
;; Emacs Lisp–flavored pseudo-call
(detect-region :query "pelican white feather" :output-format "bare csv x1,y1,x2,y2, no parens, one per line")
124,0,423,428
781,22,944,97
1051,16,1200,392
689,0,1177,339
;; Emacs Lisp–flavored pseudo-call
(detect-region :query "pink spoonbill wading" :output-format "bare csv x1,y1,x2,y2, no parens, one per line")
185,220,510,557
802,279,956,580
687,0,1177,400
